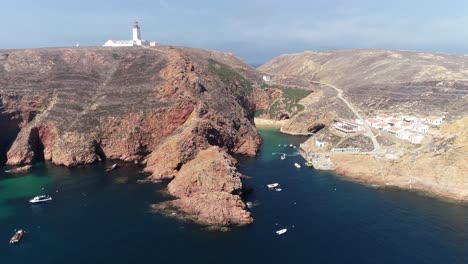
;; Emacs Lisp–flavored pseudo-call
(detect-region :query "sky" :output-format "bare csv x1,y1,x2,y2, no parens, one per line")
2,0,468,65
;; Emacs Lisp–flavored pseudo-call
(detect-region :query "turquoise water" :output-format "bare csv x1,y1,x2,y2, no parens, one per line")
2,128,468,263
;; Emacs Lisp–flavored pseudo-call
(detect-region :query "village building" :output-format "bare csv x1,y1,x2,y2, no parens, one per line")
385,126,403,135
103,21,156,47
315,140,326,148
387,118,400,126
262,76,271,82
410,123,429,134
376,114,393,122
395,121,413,129
408,133,424,144
397,130,411,141
423,116,445,126
376,122,389,131
366,118,381,128
334,120,364,133
400,116,419,123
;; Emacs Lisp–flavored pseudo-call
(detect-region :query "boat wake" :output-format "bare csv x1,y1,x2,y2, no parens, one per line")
271,152,301,157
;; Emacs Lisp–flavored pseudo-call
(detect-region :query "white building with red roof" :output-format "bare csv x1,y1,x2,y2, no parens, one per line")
423,116,445,126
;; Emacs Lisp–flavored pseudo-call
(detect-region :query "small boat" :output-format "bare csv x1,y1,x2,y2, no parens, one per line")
246,202,254,208
9,230,24,244
289,144,294,148
280,154,286,160
267,183,279,189
29,195,52,204
276,228,287,235
305,161,314,167
275,188,282,192
106,163,118,172
293,146,297,149
294,163,301,168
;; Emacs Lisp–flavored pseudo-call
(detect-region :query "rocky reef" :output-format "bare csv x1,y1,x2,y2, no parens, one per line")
0,46,261,226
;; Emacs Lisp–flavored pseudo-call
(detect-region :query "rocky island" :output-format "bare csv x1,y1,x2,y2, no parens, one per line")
0,46,261,226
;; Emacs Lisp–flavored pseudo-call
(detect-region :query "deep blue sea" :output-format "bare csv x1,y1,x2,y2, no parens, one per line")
2,127,468,263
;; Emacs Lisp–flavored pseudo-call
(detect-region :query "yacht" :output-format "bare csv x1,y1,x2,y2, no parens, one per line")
267,183,280,189
276,228,287,235
29,195,52,204
9,229,24,244
294,163,301,168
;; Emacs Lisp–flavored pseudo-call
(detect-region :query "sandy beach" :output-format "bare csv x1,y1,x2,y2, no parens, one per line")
254,118,287,127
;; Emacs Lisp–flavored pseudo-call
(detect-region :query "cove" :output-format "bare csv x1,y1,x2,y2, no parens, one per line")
1,127,468,263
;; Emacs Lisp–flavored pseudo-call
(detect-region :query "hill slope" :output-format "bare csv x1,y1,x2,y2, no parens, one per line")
260,49,468,117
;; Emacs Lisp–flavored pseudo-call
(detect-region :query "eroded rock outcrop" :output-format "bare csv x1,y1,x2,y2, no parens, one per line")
158,147,252,226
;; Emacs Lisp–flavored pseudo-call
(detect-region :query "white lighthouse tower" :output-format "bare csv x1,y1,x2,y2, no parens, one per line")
132,20,142,45
103,20,157,47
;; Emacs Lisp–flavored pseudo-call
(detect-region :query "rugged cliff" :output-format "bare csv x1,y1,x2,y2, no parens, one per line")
0,46,261,226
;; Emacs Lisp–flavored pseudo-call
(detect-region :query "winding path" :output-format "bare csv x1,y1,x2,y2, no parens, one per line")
312,81,381,152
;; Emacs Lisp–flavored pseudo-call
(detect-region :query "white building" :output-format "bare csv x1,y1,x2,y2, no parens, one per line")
397,130,411,141
395,121,413,130
410,123,429,134
315,140,326,148
376,114,393,122
263,76,271,82
423,116,445,126
366,118,382,128
400,116,419,124
385,126,403,135
103,21,156,47
334,120,364,133
408,133,424,144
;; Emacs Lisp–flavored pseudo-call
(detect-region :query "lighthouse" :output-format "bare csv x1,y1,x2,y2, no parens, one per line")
132,20,142,44
103,20,157,47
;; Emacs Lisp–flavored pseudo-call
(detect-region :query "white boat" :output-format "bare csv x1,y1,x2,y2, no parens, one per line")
293,146,297,149
289,144,293,148
294,163,301,168
275,188,282,192
276,228,287,235
29,195,52,204
267,183,279,189
280,154,286,160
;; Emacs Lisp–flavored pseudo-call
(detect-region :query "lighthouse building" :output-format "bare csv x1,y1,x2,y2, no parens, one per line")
103,21,156,47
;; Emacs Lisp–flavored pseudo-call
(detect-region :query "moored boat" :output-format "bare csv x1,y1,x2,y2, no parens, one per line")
294,163,301,168
29,195,52,204
9,229,24,244
305,161,313,167
276,228,287,235
281,154,286,160
267,183,280,189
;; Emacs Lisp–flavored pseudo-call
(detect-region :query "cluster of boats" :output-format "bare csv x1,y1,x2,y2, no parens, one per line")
9,194,53,244
267,183,282,192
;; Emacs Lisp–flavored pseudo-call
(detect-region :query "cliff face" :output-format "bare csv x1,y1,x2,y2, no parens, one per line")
0,46,261,226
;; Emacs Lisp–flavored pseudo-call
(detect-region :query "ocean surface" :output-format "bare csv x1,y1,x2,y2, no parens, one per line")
2,128,468,263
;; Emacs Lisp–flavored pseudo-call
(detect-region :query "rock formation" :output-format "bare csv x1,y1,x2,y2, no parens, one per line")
0,46,261,226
